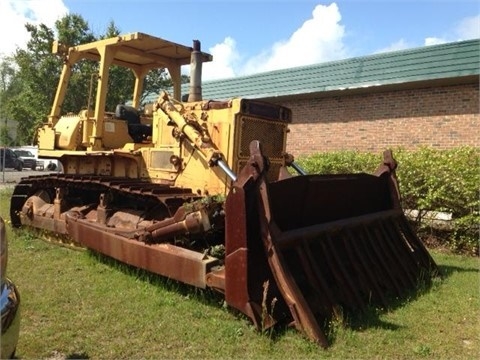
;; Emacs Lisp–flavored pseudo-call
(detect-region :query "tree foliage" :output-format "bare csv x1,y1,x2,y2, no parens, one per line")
101,21,134,111
0,57,18,145
55,14,96,114
0,15,179,144
10,23,61,144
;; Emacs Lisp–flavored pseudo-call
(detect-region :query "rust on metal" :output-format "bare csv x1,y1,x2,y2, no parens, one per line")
8,31,440,349
225,141,438,347
224,152,290,331
66,212,219,288
10,145,438,348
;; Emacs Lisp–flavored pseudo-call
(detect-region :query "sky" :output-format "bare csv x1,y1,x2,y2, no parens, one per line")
1,0,479,81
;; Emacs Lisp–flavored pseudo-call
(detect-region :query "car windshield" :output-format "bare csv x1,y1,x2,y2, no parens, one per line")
14,150,34,157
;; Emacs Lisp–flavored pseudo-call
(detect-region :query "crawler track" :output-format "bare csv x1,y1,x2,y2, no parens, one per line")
10,174,199,229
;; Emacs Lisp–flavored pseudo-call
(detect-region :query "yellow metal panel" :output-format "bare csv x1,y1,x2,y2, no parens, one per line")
37,125,56,150
102,120,133,149
54,115,82,150
70,32,212,68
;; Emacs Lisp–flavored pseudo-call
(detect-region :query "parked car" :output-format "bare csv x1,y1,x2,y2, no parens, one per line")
13,149,43,170
1,216,21,358
0,148,23,171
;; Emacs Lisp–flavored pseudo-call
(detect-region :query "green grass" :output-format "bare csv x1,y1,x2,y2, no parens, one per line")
1,189,479,359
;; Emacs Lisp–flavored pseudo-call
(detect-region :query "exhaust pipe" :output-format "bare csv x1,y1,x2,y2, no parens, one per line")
188,40,203,102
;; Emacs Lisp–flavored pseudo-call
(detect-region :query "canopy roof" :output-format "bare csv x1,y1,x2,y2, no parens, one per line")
56,32,212,69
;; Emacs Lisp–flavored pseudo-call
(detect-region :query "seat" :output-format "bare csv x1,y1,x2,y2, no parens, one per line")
115,104,152,143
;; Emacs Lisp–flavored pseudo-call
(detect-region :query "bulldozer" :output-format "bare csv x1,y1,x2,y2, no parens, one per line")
10,32,437,347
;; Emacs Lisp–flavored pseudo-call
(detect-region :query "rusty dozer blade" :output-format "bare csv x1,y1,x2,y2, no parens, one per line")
225,141,438,347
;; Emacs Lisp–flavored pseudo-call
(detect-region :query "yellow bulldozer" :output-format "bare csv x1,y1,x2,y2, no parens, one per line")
10,32,437,347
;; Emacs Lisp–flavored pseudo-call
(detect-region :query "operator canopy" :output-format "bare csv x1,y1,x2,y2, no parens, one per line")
54,32,212,69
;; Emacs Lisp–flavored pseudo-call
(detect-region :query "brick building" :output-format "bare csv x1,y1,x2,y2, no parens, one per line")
198,39,479,155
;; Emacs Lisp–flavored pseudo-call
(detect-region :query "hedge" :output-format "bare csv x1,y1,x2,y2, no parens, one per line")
297,147,479,255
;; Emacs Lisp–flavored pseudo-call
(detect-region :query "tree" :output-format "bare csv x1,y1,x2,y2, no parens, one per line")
9,23,59,143
55,14,96,114
0,57,18,145
55,14,96,48
100,21,136,111
0,126,14,146
141,68,175,105
100,21,175,109
1,16,184,144
0,57,16,92
0,61,15,146
2,15,95,144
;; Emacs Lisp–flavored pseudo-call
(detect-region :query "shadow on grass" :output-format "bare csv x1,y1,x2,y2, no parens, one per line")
87,250,226,308
437,264,479,277
66,352,90,359
87,249,451,348
15,228,468,350
264,283,433,346
13,351,89,360
329,261,475,338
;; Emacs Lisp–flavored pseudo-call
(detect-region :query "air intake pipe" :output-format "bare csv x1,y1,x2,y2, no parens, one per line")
188,40,203,102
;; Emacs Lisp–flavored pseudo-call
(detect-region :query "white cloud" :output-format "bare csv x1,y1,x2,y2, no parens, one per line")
202,37,239,81
202,2,346,80
424,37,447,46
454,15,480,40
0,0,69,57
422,15,480,46
375,39,412,54
381,14,480,51
242,3,346,75
2,1,478,83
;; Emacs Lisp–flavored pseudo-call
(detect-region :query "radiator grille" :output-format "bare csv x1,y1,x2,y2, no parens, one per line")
238,116,286,160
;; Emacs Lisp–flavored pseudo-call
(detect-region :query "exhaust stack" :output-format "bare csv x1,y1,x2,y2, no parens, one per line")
188,40,203,102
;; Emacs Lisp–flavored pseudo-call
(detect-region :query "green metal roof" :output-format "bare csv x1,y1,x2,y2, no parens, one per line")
145,39,479,103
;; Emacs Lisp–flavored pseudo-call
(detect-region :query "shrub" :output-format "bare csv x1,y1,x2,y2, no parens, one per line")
296,150,379,174
297,147,479,255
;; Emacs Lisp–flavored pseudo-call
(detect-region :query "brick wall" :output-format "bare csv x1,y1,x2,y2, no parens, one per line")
276,83,479,156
